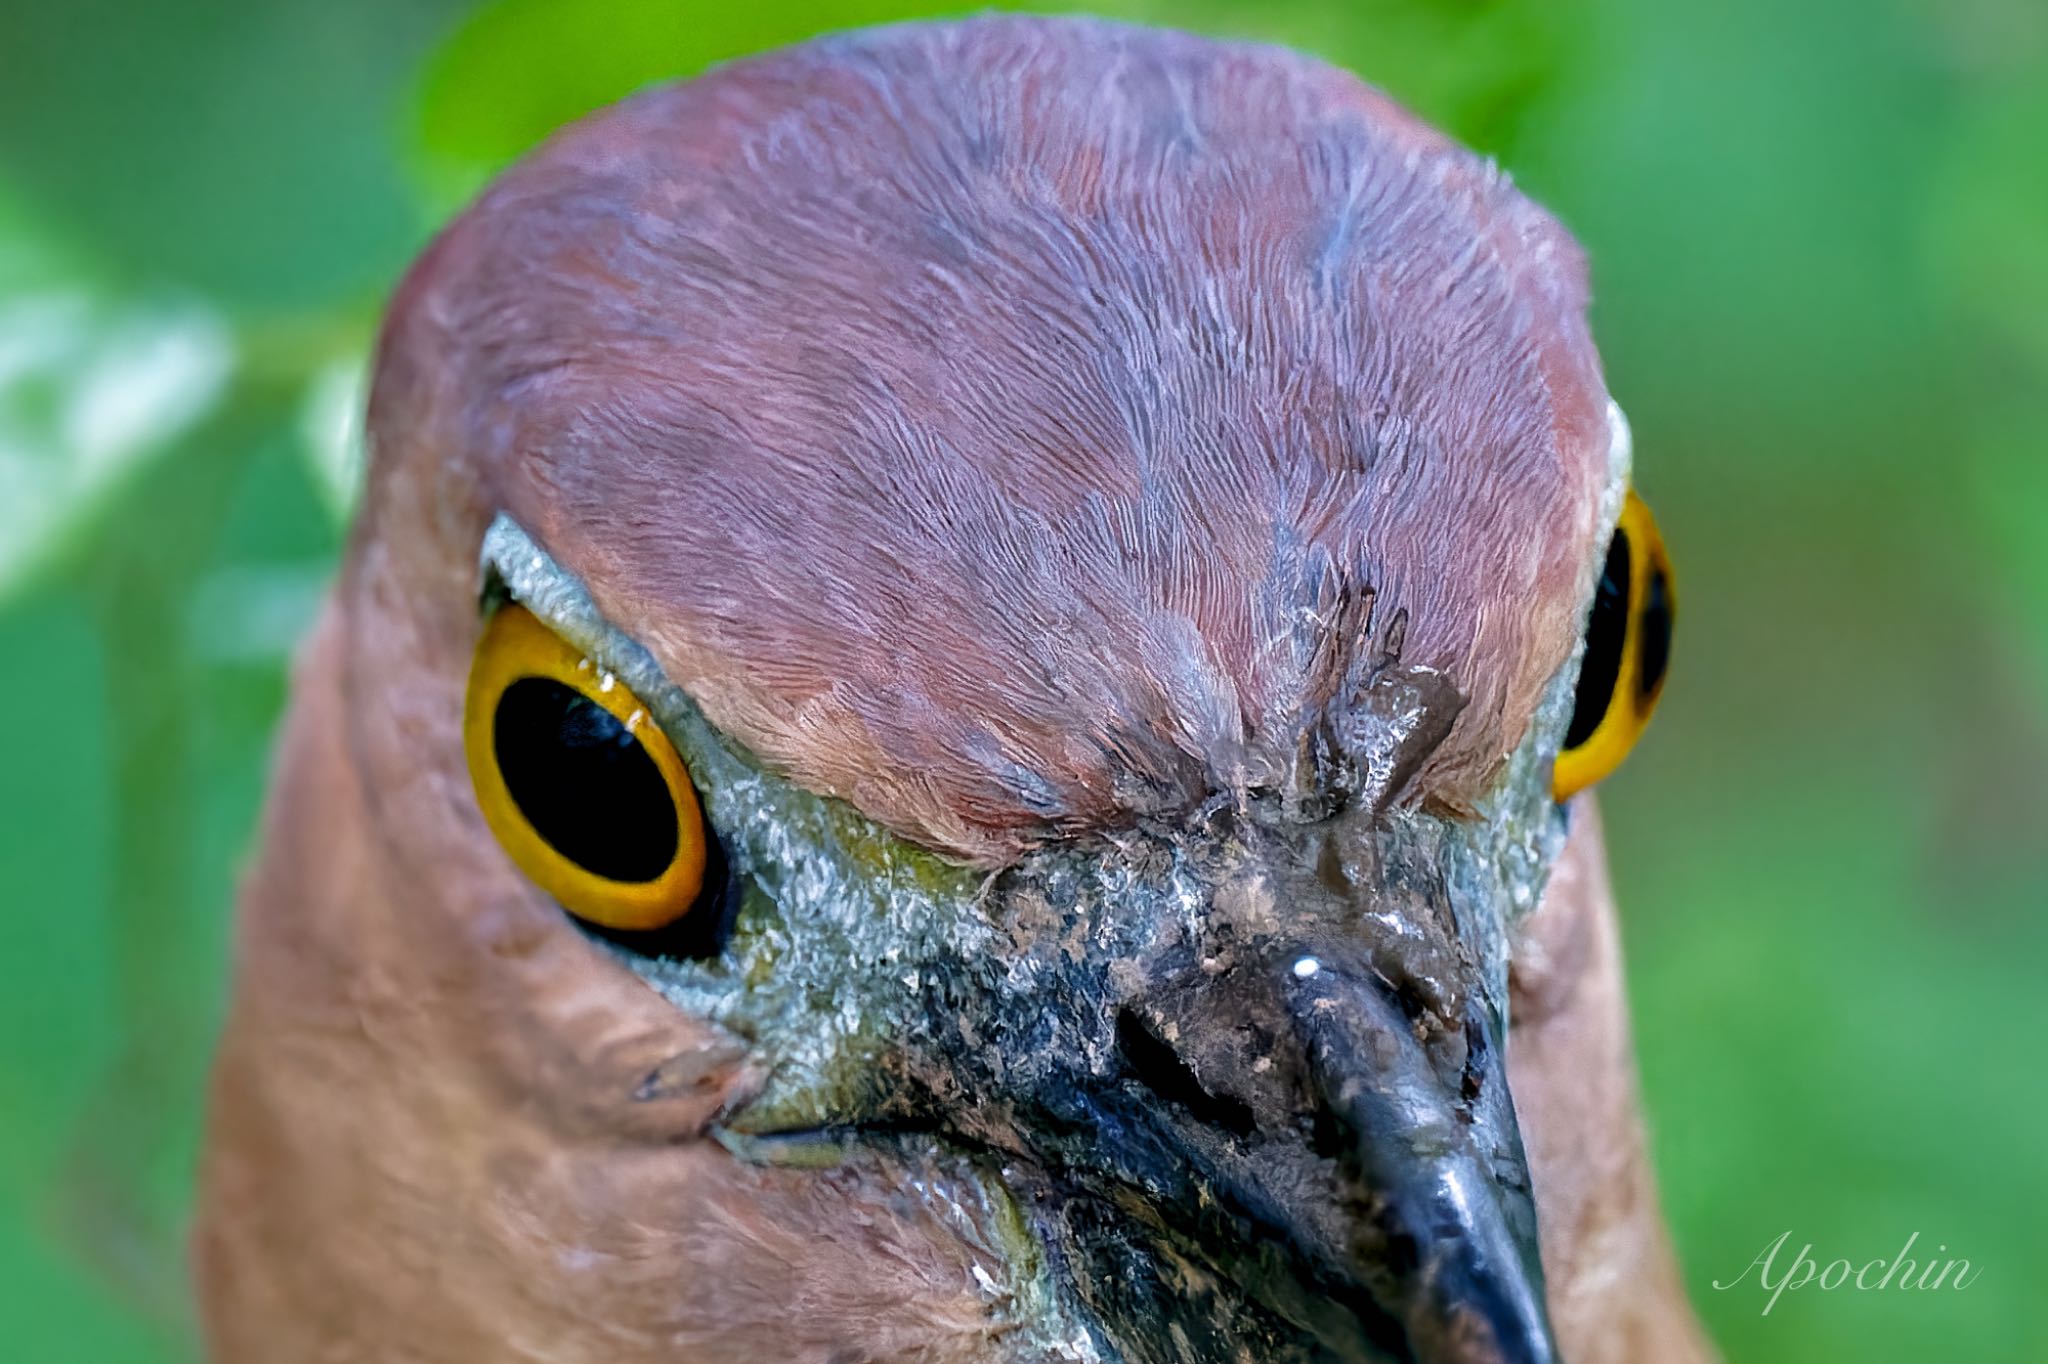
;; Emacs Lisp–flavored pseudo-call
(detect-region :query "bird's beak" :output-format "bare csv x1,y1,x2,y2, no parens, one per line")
1079,943,1552,1364
1289,960,1552,1364
919,816,1560,1364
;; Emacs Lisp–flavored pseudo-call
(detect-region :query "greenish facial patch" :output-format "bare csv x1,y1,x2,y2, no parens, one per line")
474,406,1628,1363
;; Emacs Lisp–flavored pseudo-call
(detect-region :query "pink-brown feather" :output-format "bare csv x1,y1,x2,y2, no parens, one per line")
370,15,1611,865
196,20,1708,1364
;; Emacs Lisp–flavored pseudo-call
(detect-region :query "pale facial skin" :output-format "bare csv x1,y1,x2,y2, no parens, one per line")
195,16,1713,1364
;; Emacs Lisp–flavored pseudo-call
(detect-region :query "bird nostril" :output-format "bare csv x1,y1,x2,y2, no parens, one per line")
1114,1007,1257,1138
1378,968,1431,1025
1460,1011,1490,1104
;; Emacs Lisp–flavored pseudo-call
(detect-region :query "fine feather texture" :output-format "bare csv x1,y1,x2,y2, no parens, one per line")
197,610,1016,1363
369,15,1611,864
194,19,1710,1363
194,621,1711,1363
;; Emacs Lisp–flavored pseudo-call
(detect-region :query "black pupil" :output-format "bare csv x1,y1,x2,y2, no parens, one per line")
493,677,679,883
1636,559,1673,711
1564,528,1632,750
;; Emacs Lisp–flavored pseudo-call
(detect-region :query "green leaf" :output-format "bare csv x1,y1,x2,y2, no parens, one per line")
412,0,1587,212
414,0,983,209
0,0,466,310
0,191,236,605
1926,76,2048,373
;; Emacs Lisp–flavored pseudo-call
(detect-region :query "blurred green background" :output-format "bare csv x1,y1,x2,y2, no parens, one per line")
1,0,2042,1359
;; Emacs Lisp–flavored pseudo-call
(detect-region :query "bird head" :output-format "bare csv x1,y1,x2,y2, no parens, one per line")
329,17,1673,1364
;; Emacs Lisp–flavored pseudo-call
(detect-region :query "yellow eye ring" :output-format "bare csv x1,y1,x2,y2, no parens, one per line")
463,602,708,931
1553,490,1676,801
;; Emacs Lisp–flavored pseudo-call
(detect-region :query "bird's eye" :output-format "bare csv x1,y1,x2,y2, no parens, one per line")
1553,490,1675,801
463,602,708,930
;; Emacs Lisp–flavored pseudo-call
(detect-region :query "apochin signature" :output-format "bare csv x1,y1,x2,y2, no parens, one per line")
1713,1231,1981,1315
